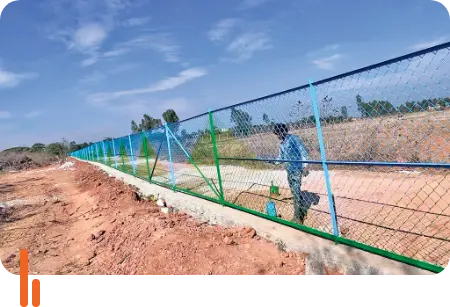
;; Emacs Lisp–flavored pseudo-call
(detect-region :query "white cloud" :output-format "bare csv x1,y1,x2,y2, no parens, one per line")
123,17,151,27
208,18,240,42
0,69,38,88
237,0,270,10
120,34,181,63
312,53,342,70
103,48,130,57
410,37,447,50
0,111,12,119
81,57,99,67
60,23,109,67
226,32,272,62
45,2,146,67
306,44,340,57
88,67,207,103
24,110,44,119
71,23,107,53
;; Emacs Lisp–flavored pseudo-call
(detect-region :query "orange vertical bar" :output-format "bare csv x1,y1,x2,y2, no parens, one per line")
32,279,40,307
20,250,28,307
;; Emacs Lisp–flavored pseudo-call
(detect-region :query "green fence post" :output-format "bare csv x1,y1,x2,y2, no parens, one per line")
107,141,112,166
141,132,152,182
209,110,225,203
149,142,163,182
120,138,125,172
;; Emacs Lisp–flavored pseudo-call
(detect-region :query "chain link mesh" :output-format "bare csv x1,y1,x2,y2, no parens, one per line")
70,44,450,269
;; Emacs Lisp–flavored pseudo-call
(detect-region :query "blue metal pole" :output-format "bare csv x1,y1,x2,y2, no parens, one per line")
95,143,100,161
128,135,136,174
112,138,118,168
309,80,340,237
102,141,107,164
165,123,176,190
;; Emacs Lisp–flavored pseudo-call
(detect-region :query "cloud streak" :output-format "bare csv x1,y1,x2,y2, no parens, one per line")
123,17,151,27
208,18,240,42
0,69,38,88
225,32,272,62
312,53,342,70
88,67,207,103
120,34,182,63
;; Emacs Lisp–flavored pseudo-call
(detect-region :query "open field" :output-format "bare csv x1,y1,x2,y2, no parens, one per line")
0,161,313,275
211,108,450,164
121,159,450,267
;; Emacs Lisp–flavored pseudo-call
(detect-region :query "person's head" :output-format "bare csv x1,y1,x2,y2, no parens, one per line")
273,123,289,140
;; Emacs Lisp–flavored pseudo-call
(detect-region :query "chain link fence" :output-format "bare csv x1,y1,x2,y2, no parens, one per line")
70,43,450,272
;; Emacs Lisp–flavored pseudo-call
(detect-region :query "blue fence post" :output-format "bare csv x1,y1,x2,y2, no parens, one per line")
112,138,118,168
164,123,176,190
128,135,136,175
102,141,107,164
309,79,340,237
95,143,100,161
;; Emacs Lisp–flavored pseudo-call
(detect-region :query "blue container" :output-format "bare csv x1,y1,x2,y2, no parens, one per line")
266,200,277,217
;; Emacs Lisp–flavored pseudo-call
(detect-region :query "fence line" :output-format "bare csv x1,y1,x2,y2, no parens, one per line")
70,43,450,273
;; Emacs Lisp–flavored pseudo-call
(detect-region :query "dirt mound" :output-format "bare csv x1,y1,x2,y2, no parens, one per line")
57,161,75,171
0,161,309,275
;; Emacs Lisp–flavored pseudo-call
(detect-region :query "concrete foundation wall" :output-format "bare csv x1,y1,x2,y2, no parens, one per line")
85,160,433,275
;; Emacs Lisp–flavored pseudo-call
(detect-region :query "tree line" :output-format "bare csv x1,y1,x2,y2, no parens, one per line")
227,94,450,137
131,109,180,133
2,139,93,157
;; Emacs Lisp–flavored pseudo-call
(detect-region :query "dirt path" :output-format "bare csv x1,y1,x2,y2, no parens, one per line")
0,161,310,275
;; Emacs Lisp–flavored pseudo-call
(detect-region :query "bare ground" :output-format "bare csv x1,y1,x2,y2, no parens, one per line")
0,161,311,275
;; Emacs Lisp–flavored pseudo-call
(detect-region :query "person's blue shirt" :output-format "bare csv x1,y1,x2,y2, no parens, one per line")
277,134,309,173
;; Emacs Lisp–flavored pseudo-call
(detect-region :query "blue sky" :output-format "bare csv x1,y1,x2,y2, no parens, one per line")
0,0,449,149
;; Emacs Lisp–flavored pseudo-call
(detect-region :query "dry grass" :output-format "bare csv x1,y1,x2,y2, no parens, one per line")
229,109,450,171
0,151,58,172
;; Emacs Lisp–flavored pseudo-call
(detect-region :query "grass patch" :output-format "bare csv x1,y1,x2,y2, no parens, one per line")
117,161,167,179
191,132,272,170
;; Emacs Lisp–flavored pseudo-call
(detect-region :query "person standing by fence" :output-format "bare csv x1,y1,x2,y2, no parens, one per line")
268,123,310,224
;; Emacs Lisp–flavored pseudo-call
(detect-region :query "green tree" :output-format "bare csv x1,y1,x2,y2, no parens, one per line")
140,114,162,131
131,120,140,133
30,143,46,152
131,115,162,133
263,113,270,124
340,106,348,119
46,143,66,156
162,109,180,123
230,107,252,136
356,94,367,117
320,95,334,117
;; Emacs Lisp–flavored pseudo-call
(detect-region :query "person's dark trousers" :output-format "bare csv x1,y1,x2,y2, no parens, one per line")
287,169,307,223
